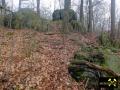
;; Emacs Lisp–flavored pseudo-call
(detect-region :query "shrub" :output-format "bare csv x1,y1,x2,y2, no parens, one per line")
13,9,41,29
70,20,86,33
4,8,49,31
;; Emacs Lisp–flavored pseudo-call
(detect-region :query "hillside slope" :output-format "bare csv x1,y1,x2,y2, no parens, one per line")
0,28,97,90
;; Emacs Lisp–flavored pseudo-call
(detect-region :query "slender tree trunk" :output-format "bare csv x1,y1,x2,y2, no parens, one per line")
92,5,94,32
117,19,120,39
2,0,6,26
19,0,21,10
80,0,84,23
110,0,116,41
37,0,40,15
86,0,89,31
88,0,93,32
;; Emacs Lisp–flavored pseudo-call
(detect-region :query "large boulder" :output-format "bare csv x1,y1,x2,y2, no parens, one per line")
52,9,77,22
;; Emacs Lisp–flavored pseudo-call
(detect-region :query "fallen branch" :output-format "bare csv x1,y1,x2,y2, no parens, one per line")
44,32,61,35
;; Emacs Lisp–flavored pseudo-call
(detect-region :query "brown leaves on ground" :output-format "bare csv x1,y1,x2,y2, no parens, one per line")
0,28,97,90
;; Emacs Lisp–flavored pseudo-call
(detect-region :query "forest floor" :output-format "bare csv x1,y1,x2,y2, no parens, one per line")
0,27,98,90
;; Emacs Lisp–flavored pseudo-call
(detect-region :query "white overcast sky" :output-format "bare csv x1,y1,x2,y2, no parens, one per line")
6,0,120,13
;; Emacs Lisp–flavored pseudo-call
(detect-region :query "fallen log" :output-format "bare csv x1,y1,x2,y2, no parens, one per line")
70,60,120,77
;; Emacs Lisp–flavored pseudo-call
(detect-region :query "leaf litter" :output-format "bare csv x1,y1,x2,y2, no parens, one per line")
0,28,97,90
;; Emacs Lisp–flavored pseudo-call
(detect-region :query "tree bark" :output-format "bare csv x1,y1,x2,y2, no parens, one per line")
64,0,71,9
19,0,21,10
88,0,93,32
110,0,116,41
63,0,71,33
37,0,40,15
1,0,6,26
2,0,5,7
118,20,120,39
80,0,84,23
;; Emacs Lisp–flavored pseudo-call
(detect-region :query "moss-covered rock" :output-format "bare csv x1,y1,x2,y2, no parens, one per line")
52,9,77,22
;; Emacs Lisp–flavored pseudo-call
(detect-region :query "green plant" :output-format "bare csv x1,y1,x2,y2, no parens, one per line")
99,32,120,49
99,32,111,47
70,20,86,33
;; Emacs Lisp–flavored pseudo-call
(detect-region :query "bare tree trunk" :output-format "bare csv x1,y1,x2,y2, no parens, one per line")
88,0,93,32
80,0,84,23
92,5,94,32
63,0,71,32
117,19,120,39
2,0,6,26
19,0,21,10
37,0,40,15
86,0,89,31
110,0,116,41
64,0,71,10
2,0,5,7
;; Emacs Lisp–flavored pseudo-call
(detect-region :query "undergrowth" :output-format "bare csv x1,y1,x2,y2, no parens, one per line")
99,32,120,48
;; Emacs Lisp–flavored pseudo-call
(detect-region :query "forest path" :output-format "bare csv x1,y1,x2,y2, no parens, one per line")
0,28,94,90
